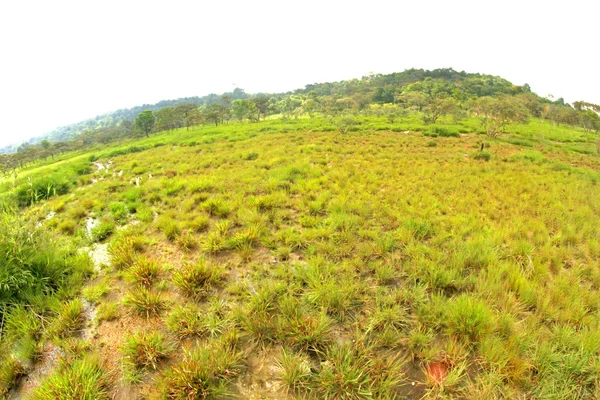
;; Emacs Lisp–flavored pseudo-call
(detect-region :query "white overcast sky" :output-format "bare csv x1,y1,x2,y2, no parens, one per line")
0,0,598,147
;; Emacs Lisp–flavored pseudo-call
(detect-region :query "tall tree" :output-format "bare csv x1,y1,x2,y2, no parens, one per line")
134,110,156,138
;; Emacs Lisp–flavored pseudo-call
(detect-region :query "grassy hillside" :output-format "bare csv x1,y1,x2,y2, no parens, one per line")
2,115,600,398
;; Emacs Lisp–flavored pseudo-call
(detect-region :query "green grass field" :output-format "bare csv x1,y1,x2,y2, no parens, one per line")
2,115,600,399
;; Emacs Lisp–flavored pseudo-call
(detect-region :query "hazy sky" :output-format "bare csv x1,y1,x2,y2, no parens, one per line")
0,0,598,147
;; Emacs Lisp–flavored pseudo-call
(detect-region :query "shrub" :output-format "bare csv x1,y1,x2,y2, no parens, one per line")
331,116,360,134
244,152,259,160
424,126,460,138
474,151,492,161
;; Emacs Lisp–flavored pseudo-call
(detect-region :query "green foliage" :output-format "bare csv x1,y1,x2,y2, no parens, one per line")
97,301,119,322
5,79,600,398
424,126,460,137
507,150,547,163
109,234,145,269
474,151,491,161
16,176,71,207
0,210,84,306
135,110,156,137
277,349,312,396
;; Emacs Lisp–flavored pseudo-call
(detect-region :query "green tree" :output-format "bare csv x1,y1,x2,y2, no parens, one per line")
472,96,529,138
134,110,156,138
155,107,177,131
423,95,459,124
250,97,270,121
232,99,250,121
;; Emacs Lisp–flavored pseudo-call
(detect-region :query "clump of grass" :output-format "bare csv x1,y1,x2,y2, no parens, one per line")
277,349,312,396
157,216,182,241
202,198,231,217
275,245,292,261
0,357,26,397
91,221,115,242
187,214,210,232
172,260,225,299
57,219,77,235
109,201,129,224
404,218,435,240
176,230,197,250
166,304,229,339
50,299,85,338
32,354,109,400
125,256,161,287
165,305,204,338
121,330,171,382
316,343,406,399
82,282,110,303
97,301,119,322
244,152,259,160
446,295,494,342
189,179,216,193
123,287,165,318
109,235,145,269
202,231,227,253
157,341,243,399
507,150,546,163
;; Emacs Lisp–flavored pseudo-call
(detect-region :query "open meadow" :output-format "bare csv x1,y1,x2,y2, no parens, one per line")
2,115,600,399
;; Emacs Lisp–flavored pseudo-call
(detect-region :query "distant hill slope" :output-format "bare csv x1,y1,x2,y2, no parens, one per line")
1,68,529,154
0,88,252,154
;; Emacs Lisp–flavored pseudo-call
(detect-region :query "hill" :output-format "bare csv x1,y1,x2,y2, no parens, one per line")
1,70,600,398
1,67,568,155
